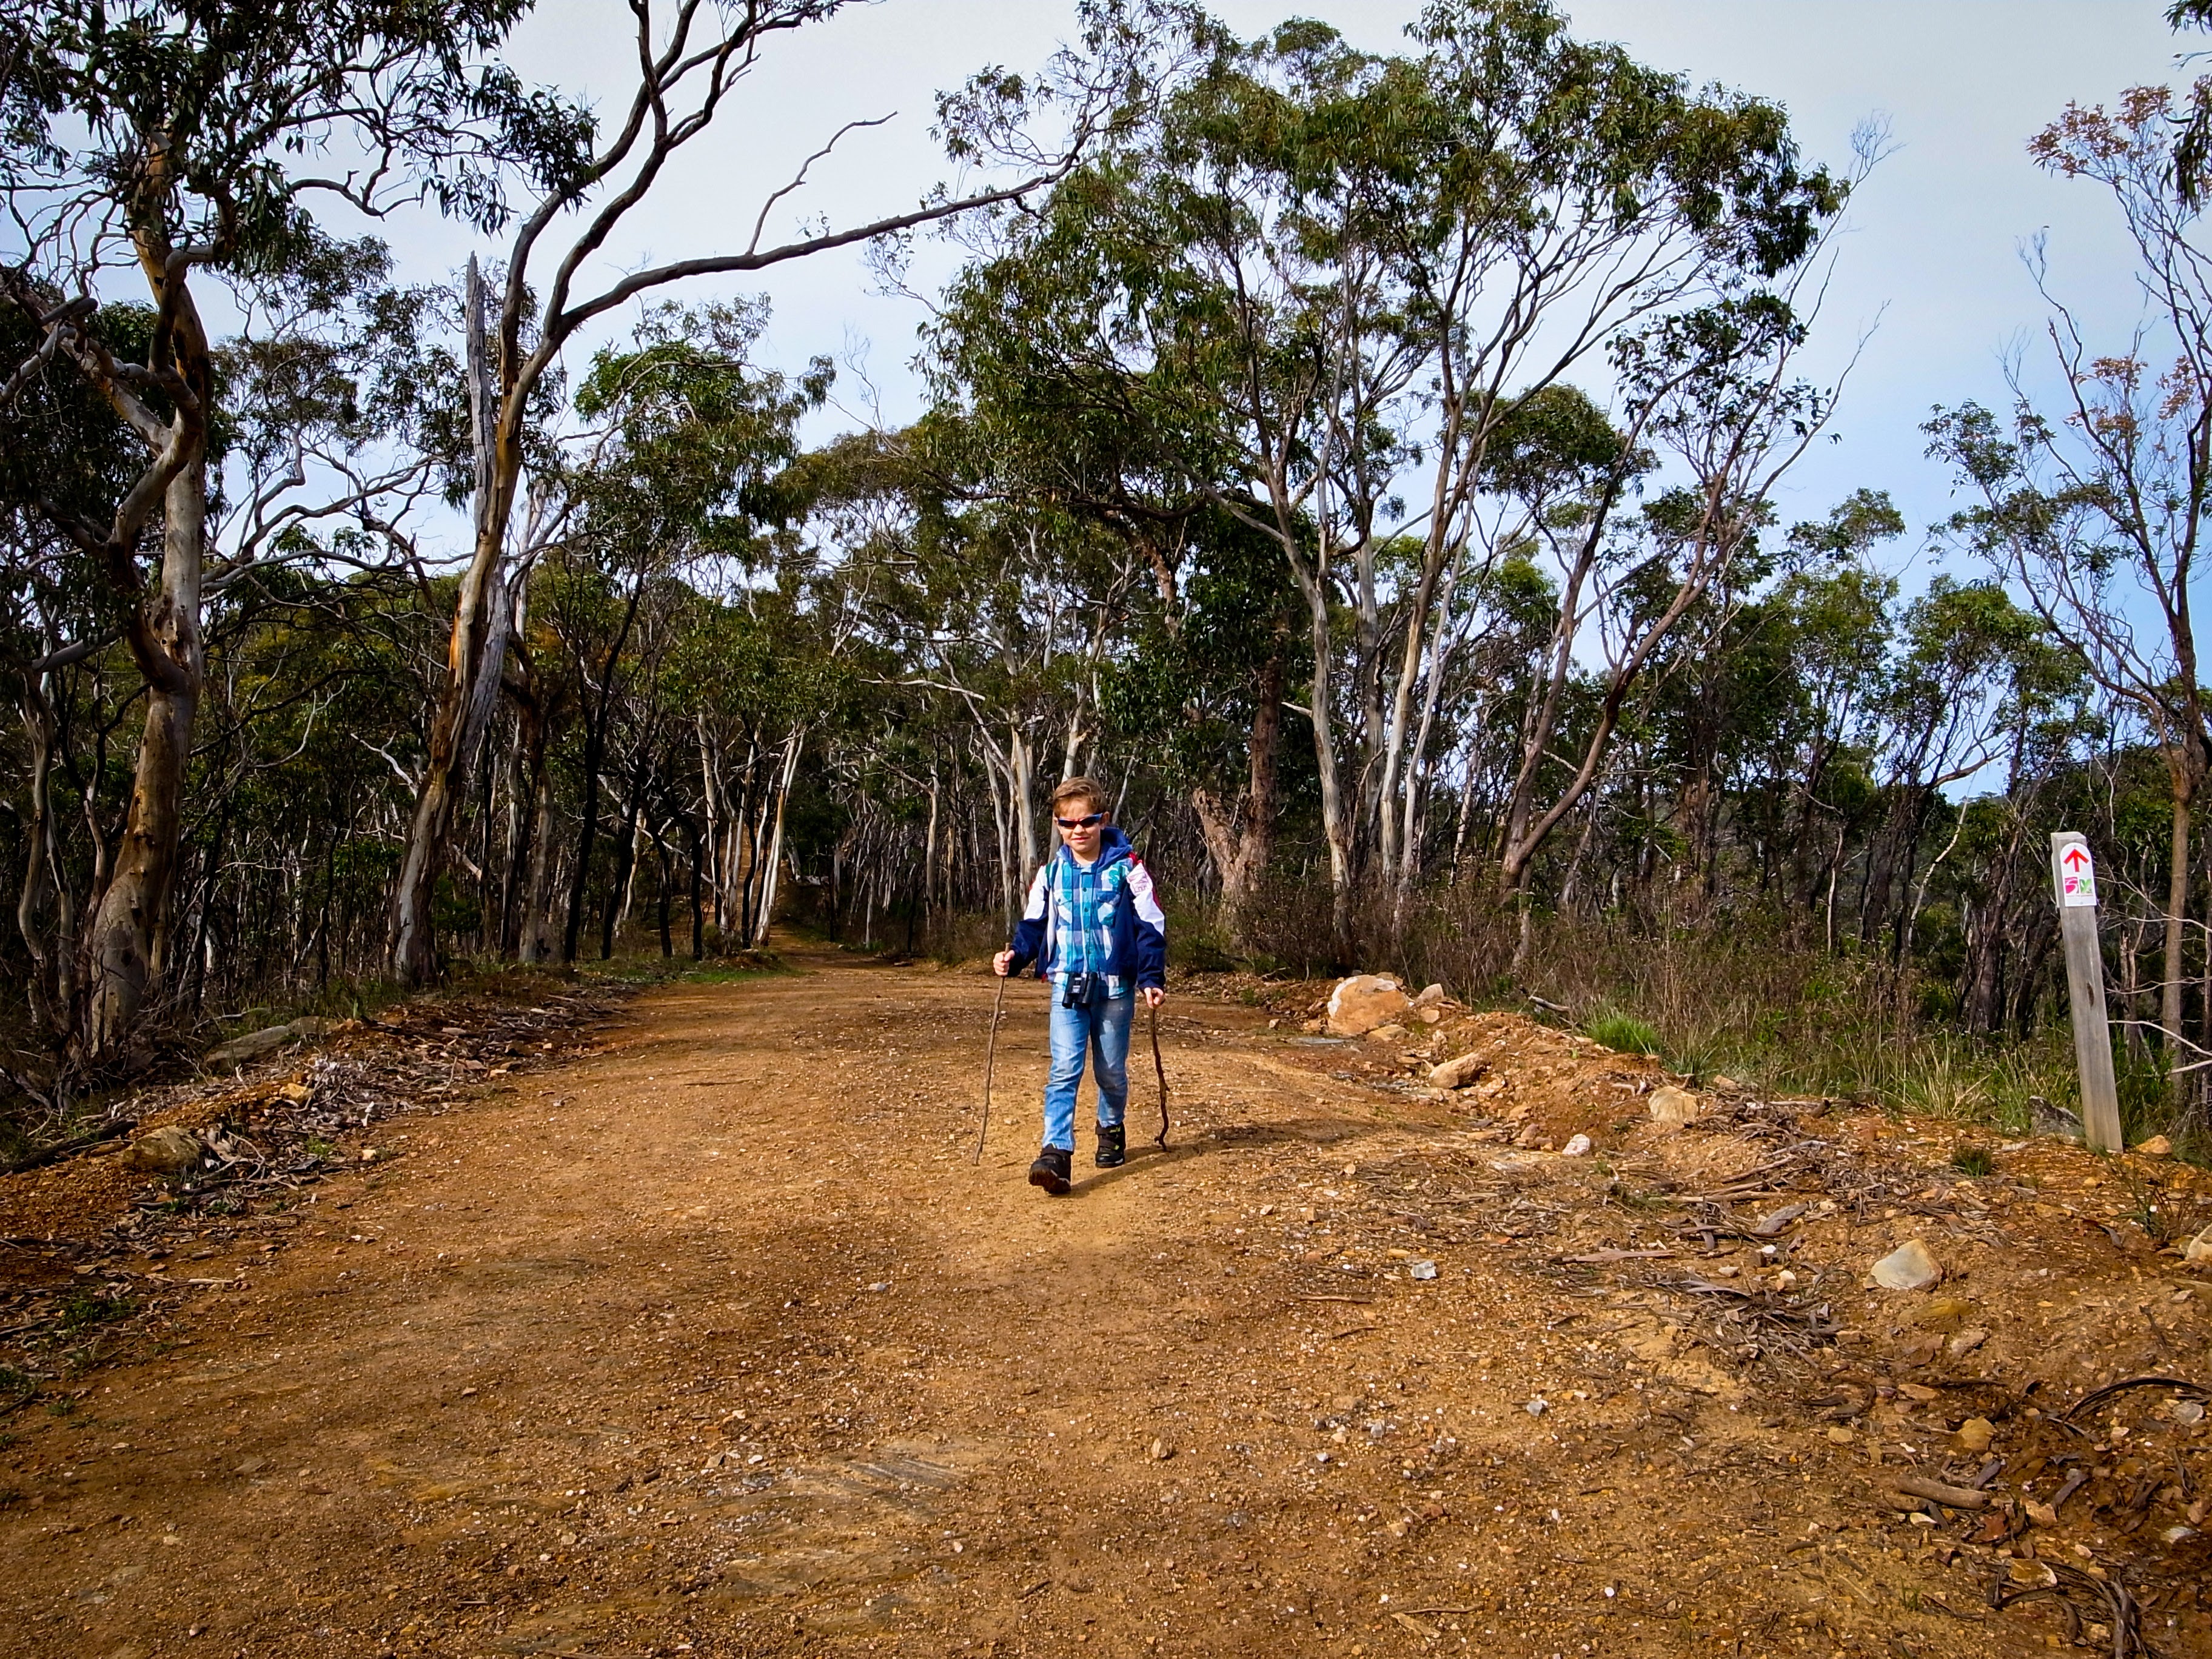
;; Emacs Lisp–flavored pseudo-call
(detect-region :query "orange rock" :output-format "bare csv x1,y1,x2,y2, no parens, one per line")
1325,974,1410,1036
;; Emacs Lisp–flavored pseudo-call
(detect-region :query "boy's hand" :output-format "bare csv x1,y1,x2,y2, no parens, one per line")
992,950,1014,977
1143,985,1165,1008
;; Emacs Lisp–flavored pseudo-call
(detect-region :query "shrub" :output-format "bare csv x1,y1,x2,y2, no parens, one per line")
1217,870,2100,1146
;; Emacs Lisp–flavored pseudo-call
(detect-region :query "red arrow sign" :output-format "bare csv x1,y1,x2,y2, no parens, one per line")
2063,845,2091,870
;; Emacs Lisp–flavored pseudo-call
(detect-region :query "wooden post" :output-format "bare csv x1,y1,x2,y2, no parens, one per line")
2050,831,2123,1153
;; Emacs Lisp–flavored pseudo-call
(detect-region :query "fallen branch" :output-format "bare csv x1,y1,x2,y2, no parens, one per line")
2060,1373,2212,1421
1920,1593,1983,1622
1882,1473,1989,1510
1988,1557,2153,1658
2,1116,137,1175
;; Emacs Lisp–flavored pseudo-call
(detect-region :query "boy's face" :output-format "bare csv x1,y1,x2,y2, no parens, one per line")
1054,799,1107,859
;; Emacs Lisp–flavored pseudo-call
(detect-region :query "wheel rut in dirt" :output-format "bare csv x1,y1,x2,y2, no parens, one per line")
2,948,2207,1658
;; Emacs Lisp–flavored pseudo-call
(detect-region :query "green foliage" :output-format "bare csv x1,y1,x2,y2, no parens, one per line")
680,959,795,985
1171,919,1239,974
1584,1010,1661,1057
573,300,831,566
2116,1161,2184,1244
1101,508,1303,794
13,0,577,267
58,1292,133,1332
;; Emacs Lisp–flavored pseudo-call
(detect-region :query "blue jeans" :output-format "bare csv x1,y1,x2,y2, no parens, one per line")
1043,977,1133,1151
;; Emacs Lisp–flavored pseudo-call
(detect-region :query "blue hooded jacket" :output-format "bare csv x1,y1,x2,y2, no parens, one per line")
1007,826,1167,990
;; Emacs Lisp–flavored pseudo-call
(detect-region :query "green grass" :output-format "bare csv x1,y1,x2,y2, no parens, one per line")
58,1292,133,1332
1951,1144,1996,1178
675,954,794,985
1585,1010,1663,1057
2116,1165,2184,1246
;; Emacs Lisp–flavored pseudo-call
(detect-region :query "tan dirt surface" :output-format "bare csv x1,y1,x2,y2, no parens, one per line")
1,948,2208,1658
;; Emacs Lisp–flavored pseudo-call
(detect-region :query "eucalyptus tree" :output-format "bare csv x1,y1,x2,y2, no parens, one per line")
1758,506,1903,935
1860,580,2075,963
0,0,543,1062
1572,497,1896,921
1099,506,1302,934
931,0,1844,956
1366,0,1847,898
1929,83,2212,1074
931,16,1419,948
859,482,1144,916
0,303,149,1038
1493,291,1848,904
551,300,826,963
386,0,1196,985
2166,0,2212,206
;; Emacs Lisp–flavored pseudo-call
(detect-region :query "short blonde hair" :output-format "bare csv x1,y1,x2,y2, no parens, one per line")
1051,776,1108,816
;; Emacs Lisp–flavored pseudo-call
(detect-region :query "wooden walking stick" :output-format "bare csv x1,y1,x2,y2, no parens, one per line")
974,970,1009,1165
1148,995,1170,1150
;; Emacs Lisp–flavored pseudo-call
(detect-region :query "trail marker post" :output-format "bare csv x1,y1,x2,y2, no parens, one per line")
2049,831,2123,1153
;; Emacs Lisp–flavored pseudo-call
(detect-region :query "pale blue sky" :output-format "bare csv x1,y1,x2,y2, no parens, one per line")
383,1,2194,561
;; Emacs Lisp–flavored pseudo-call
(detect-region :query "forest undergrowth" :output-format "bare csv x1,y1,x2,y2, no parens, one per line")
914,877,2207,1167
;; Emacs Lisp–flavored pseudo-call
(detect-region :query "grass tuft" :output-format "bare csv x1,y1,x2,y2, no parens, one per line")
59,1292,133,1332
1585,1010,1662,1057
1950,1144,1996,1178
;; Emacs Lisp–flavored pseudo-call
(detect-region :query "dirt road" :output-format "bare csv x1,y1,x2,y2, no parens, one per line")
2,949,2205,1657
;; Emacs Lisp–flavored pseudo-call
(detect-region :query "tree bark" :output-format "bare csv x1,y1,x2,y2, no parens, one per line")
16,675,65,1033
80,436,206,1060
560,564,646,963
517,759,558,965
2165,763,2196,1105
1961,818,2025,1036
1191,631,1284,946
687,810,705,960
388,258,509,984
748,729,803,949
1286,561,1356,962
7,232,210,1064
601,740,653,959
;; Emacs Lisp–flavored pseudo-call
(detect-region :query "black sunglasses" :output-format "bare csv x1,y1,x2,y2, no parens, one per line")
1055,812,1106,830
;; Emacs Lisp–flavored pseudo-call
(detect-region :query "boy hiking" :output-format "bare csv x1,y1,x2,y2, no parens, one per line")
993,778,1167,1194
